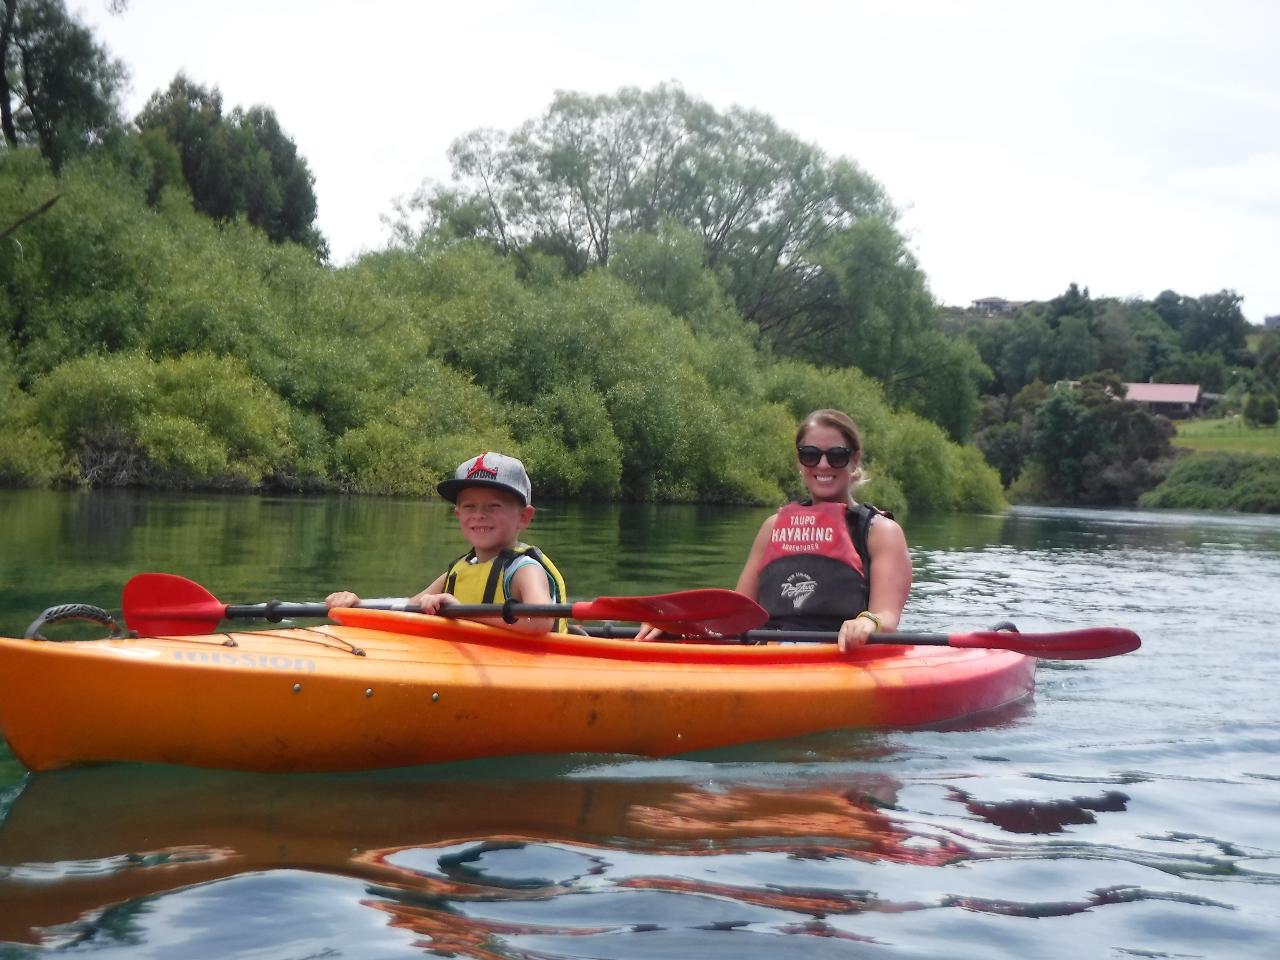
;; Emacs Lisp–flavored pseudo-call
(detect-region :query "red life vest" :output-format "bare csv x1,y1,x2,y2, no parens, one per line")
757,502,871,630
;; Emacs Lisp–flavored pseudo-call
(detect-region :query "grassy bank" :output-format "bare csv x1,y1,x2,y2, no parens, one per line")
1173,417,1280,455
1146,416,1280,511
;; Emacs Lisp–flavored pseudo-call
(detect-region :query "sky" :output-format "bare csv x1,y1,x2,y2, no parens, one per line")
78,0,1280,322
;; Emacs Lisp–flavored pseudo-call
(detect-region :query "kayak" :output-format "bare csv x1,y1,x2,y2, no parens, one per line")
0,608,1036,773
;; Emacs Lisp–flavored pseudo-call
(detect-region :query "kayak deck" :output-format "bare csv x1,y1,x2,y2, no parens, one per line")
0,612,1035,772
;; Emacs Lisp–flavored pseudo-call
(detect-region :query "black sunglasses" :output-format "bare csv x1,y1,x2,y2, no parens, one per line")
797,445,854,468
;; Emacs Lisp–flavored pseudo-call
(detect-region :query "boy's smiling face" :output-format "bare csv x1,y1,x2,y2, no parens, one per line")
454,487,535,560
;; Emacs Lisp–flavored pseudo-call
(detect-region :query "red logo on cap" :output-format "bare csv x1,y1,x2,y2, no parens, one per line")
466,452,498,480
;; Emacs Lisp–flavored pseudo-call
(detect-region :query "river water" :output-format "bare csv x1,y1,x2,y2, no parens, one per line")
0,490,1277,958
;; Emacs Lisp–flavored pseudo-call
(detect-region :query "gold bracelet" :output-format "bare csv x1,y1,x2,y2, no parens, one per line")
856,611,882,631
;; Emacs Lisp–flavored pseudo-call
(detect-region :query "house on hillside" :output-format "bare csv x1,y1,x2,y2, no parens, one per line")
1123,382,1202,419
1266,314,1280,330
971,297,1028,315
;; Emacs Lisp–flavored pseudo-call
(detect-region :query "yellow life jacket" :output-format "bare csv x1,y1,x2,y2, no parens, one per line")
442,543,569,633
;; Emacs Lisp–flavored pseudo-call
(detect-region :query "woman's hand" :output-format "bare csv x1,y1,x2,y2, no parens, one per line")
325,591,360,610
409,590,459,615
836,614,877,653
632,623,666,641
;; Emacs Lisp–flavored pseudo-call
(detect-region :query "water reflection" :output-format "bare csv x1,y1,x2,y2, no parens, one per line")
947,785,1130,834
2,759,1273,957
0,763,931,946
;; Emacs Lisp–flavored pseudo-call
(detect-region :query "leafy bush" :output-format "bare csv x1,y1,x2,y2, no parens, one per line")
1007,461,1052,505
332,422,436,496
1244,393,1278,428
762,361,892,447
31,352,297,488
0,153,161,378
510,382,623,498
1141,453,1280,513
756,362,1004,514
944,443,1008,512
0,349,69,486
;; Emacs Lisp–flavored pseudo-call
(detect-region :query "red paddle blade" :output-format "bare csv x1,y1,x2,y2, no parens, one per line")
123,573,228,635
949,627,1141,659
572,589,768,639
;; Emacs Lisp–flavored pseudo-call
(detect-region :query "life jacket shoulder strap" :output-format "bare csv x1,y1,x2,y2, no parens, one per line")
443,547,516,602
442,548,476,596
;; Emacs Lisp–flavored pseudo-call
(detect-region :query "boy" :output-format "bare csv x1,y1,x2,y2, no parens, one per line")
326,452,568,633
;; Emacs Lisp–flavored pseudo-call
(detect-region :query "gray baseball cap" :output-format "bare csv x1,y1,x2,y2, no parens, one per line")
437,452,532,506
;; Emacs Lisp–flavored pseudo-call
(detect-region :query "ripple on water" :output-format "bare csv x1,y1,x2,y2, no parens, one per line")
32,871,422,958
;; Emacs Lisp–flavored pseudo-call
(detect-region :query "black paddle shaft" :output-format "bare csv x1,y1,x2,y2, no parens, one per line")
225,599,570,624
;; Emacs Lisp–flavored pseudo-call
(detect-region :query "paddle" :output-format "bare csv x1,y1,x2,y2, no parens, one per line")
583,623,1141,659
121,573,768,639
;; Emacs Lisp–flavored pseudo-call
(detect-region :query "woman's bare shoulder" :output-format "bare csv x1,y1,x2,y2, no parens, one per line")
868,511,907,547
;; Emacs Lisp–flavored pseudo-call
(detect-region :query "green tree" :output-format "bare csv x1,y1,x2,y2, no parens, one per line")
135,75,234,214
1019,373,1176,506
1093,301,1140,379
1027,388,1107,501
894,331,989,442
403,84,901,356
1153,289,1250,359
1128,309,1182,382
1258,395,1278,428
607,220,745,339
973,417,1027,488
971,380,1045,488
996,312,1051,394
1045,314,1102,382
1044,282,1094,326
404,84,985,437
231,105,325,254
135,74,326,257
1180,290,1250,356
1151,288,1192,333
1155,350,1227,393
0,0,127,170
1255,331,1280,392
1242,392,1278,428
804,217,932,373
0,149,161,377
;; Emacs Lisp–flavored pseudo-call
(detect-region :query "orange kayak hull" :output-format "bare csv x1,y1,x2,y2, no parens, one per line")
0,611,1035,772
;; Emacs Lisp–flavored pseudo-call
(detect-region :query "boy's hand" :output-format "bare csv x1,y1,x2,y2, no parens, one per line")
325,591,360,610
632,623,666,641
410,591,459,615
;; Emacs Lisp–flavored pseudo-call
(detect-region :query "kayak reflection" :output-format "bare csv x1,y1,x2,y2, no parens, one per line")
0,762,962,947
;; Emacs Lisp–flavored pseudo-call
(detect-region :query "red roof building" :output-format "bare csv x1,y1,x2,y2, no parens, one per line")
1123,383,1201,417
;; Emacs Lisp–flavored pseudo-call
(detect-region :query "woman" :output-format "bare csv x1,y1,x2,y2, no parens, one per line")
736,408,911,652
